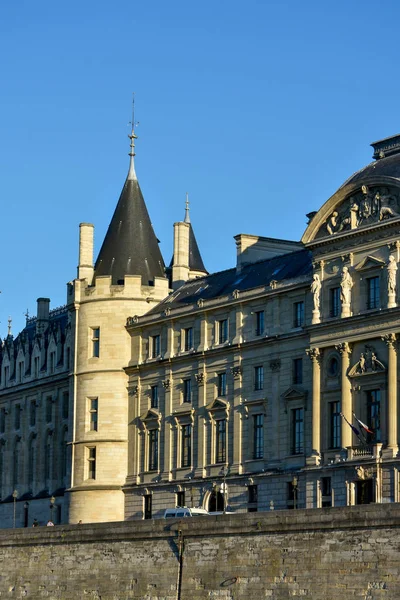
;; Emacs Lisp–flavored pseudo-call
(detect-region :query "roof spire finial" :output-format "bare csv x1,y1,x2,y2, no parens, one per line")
128,93,138,181
184,192,190,223
7,316,12,337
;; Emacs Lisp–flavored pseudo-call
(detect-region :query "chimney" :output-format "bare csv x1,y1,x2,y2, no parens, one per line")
171,221,190,289
36,298,50,334
78,223,94,283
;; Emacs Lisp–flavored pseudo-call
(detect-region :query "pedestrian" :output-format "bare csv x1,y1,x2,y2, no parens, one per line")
77,520,83,525
46,520,54,526
32,518,39,527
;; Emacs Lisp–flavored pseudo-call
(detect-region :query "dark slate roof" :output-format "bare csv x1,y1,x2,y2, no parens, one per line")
341,152,400,189
94,178,166,285
151,248,311,314
188,224,207,273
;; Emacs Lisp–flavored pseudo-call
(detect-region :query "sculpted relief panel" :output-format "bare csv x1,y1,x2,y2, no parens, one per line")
316,185,400,239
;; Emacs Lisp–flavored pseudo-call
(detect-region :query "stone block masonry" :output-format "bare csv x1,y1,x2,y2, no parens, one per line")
1,504,400,598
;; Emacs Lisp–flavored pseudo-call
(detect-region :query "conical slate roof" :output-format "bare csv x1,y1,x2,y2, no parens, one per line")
94,137,166,285
188,223,207,273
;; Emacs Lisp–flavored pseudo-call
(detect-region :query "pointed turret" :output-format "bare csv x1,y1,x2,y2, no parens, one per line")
171,194,207,289
93,122,166,285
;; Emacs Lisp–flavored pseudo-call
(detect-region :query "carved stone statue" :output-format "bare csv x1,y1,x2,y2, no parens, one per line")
387,255,397,307
311,274,321,312
340,266,353,307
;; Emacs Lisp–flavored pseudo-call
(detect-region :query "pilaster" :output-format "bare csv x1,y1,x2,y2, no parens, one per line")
336,342,352,449
305,347,321,465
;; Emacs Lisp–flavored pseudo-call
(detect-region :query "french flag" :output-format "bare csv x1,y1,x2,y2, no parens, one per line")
353,413,374,435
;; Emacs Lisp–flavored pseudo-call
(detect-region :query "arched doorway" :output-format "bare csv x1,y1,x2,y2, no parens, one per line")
208,489,224,512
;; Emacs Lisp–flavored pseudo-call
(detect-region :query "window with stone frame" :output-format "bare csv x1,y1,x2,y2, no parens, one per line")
367,276,380,310
46,396,53,423
248,484,258,512
87,446,96,480
291,407,304,455
14,404,21,430
293,301,304,328
366,389,381,443
150,385,159,409
184,327,194,351
292,358,303,385
255,310,265,336
148,429,158,471
89,398,98,431
91,327,100,358
62,392,69,420
254,366,264,391
183,378,192,403
329,286,341,317
30,400,37,427
215,419,226,463
217,319,228,344
253,414,264,459
329,400,341,449
181,424,192,468
217,372,227,397
150,334,161,358
176,490,185,507
321,477,332,507
144,494,152,519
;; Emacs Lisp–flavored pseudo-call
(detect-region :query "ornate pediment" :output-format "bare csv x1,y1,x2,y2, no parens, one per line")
206,398,229,412
354,255,385,271
281,386,307,412
348,345,386,377
313,184,400,241
139,408,161,424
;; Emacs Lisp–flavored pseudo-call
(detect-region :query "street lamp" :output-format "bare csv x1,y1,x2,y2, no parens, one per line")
49,496,55,523
23,502,29,528
292,476,298,510
12,490,18,528
220,466,229,514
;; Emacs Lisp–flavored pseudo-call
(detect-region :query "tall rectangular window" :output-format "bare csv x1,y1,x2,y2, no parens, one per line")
183,379,192,403
149,430,158,471
89,398,98,431
255,311,264,336
150,385,159,409
367,389,381,443
176,490,185,508
14,404,21,430
367,277,380,309
91,327,100,358
216,419,226,463
184,327,193,351
151,335,161,358
217,372,227,397
0,408,5,434
62,392,69,420
18,361,24,382
330,287,341,317
144,494,152,519
253,414,264,459
329,401,341,449
293,358,303,385
293,301,304,328
248,485,258,512
30,400,36,427
4,366,9,387
46,396,53,423
291,408,304,455
181,424,192,468
321,477,332,508
218,319,228,344
254,366,264,391
87,447,96,479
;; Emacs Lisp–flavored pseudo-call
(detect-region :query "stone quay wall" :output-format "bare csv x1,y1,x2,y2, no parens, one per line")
1,504,400,599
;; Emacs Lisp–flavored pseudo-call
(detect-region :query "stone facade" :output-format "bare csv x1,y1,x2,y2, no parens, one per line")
3,130,400,527
1,505,400,598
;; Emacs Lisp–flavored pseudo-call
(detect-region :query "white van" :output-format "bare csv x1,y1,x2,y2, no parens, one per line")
164,507,209,518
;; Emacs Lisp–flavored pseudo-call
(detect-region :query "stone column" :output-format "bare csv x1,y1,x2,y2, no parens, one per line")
161,375,172,479
195,370,207,477
382,334,398,457
306,348,321,465
336,342,352,449
231,362,242,473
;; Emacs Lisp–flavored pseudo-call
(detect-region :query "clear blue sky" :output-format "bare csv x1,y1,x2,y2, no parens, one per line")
2,0,400,336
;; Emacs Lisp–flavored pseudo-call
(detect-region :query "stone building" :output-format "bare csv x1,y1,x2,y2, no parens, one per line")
123,134,400,518
2,128,400,527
